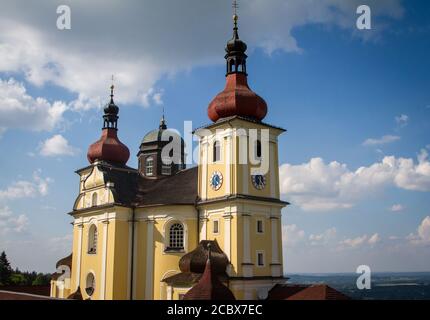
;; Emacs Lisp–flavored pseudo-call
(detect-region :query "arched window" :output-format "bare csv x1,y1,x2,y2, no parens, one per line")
85,273,95,297
91,192,98,207
88,224,98,254
146,156,154,176
213,140,221,163
168,223,184,250
256,140,262,159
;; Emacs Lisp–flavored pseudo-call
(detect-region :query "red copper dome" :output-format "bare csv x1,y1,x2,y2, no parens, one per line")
207,73,267,122
87,128,130,165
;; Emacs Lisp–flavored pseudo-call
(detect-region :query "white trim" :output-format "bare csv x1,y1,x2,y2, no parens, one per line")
85,270,96,298
200,217,207,240
225,135,231,195
201,141,208,200
223,214,232,261
100,216,109,300
75,222,84,287
145,220,154,299
271,218,279,264
270,142,276,198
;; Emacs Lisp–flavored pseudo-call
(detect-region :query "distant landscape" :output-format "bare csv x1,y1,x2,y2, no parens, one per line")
286,273,430,300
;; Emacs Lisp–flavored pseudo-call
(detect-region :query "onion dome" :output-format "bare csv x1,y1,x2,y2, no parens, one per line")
207,14,267,122
183,243,235,300
87,85,130,165
179,240,229,275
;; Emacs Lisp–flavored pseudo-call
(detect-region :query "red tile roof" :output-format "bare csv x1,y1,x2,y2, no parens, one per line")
268,284,350,300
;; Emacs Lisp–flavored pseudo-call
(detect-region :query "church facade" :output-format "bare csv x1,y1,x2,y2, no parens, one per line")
50,13,288,300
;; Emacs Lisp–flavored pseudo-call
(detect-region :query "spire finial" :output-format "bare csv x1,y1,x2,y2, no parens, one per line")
159,105,167,129
110,75,115,102
232,0,239,32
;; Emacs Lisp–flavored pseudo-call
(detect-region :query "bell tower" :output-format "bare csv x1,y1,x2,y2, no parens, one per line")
196,10,288,300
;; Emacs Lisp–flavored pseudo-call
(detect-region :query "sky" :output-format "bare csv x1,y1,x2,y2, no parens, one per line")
0,0,429,273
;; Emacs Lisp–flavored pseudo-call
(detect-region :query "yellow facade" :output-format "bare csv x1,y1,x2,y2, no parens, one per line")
51,115,286,300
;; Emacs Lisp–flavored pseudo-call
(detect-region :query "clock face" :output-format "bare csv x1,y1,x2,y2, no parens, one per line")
210,171,223,190
252,174,266,190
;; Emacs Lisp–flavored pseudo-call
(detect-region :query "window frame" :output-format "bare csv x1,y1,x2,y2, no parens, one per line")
213,140,221,163
256,219,264,234
87,224,98,254
166,222,185,252
145,156,154,176
213,219,220,235
256,251,265,267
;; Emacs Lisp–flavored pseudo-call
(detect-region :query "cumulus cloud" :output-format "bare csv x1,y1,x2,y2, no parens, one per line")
390,204,404,212
0,78,67,133
0,0,404,110
39,134,79,157
362,135,400,146
339,233,379,248
407,216,430,245
309,227,337,245
0,170,51,200
279,148,430,211
282,224,305,247
0,206,28,235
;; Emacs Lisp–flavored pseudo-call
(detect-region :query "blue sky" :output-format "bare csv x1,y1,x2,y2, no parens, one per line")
0,0,429,273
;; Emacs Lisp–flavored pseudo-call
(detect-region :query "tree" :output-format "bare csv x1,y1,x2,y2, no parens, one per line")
32,273,50,286
0,251,12,285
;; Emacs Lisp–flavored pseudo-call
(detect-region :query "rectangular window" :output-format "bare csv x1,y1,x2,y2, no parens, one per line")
213,220,219,234
257,220,264,233
257,252,264,266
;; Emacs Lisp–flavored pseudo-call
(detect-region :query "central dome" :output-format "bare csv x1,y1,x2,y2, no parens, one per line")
141,117,183,144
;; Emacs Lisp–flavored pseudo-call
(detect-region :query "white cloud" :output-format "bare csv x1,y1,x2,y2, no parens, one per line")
0,78,67,133
407,216,430,245
368,233,380,245
0,206,28,235
363,135,400,146
282,224,305,247
0,0,403,110
0,170,51,200
279,148,430,211
309,227,337,245
340,234,368,248
39,134,79,157
395,114,409,128
141,88,164,108
390,204,404,212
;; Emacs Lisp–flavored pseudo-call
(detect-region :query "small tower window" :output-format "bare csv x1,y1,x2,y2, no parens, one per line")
213,140,221,162
146,157,154,176
257,220,264,233
168,223,184,250
85,273,95,297
257,252,265,266
88,224,98,254
91,192,98,207
256,140,262,159
213,220,219,234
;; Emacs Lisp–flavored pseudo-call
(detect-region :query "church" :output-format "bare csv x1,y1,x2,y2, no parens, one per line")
50,11,288,300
